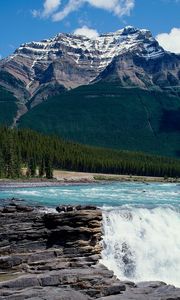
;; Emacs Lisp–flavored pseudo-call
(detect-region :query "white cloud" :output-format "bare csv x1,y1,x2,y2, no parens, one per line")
32,0,61,18
74,26,99,38
43,0,61,16
156,28,180,54
53,0,82,21
33,0,135,21
86,0,135,17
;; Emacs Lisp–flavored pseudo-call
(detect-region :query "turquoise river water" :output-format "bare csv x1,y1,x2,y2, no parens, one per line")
0,182,179,287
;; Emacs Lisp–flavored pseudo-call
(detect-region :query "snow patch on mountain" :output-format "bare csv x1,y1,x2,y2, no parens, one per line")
9,26,165,75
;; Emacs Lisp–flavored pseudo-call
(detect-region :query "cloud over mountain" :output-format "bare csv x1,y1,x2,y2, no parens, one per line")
74,26,99,38
156,28,180,54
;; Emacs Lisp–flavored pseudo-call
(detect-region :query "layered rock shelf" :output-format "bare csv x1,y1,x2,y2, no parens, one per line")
0,200,179,299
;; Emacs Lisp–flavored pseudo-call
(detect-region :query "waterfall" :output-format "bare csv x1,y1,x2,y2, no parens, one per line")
101,206,180,287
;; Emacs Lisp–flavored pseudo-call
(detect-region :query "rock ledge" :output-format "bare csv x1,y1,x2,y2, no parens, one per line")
0,201,179,299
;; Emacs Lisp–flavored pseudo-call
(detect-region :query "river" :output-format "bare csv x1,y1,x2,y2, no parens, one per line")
0,181,179,286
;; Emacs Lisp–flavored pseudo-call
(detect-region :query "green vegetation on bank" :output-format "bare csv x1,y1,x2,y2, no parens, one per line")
19,83,180,157
0,127,180,179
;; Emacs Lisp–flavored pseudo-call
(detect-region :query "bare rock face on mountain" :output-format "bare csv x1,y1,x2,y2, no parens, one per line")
95,51,180,89
0,26,180,110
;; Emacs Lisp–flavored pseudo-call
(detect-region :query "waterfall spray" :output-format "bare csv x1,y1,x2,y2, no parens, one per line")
101,206,180,287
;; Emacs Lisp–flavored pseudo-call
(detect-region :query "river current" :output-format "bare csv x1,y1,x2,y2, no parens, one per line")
0,182,179,287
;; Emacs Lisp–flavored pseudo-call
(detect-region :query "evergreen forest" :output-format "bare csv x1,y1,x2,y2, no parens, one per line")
0,127,180,179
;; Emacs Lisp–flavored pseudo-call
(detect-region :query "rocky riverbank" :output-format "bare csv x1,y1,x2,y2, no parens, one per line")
0,200,179,299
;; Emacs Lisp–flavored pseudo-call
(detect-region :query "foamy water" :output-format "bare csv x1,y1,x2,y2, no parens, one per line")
0,182,179,286
101,206,180,287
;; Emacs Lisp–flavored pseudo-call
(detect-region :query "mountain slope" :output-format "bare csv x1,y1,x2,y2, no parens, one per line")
0,26,180,157
95,51,180,91
18,83,180,157
1,26,180,108
0,86,18,126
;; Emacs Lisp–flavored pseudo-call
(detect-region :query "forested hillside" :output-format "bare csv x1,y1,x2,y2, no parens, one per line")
0,87,18,125
18,83,180,158
0,127,179,179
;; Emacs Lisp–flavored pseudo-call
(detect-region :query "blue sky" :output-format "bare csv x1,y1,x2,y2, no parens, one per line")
0,0,180,58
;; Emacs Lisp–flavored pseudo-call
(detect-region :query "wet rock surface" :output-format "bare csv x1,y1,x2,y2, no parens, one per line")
0,200,179,299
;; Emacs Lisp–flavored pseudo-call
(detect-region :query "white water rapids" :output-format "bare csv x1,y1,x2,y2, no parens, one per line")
101,206,180,287
0,182,179,286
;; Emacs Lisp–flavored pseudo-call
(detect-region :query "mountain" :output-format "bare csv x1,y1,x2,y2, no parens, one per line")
18,83,180,157
1,26,180,106
0,26,180,157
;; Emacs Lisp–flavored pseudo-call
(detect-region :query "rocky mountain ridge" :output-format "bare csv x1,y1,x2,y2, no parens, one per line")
1,26,180,109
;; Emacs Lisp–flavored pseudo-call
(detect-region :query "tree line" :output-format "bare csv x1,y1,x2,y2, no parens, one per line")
0,126,180,179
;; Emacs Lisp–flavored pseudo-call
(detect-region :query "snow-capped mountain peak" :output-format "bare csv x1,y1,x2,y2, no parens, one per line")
0,26,179,107
14,26,164,67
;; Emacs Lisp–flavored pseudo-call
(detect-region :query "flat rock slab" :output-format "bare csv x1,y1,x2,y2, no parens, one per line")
0,287,91,300
98,283,180,300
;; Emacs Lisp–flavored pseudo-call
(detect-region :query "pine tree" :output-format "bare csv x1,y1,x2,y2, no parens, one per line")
39,158,45,177
0,126,179,179
5,134,20,178
0,150,5,178
45,156,53,179
28,157,37,177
